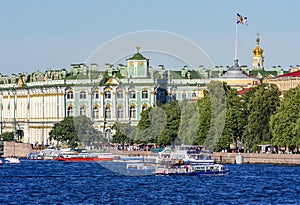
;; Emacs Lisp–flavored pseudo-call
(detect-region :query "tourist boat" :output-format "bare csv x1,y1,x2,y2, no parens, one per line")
156,161,228,176
3,156,21,164
126,162,157,175
155,145,229,176
54,152,113,162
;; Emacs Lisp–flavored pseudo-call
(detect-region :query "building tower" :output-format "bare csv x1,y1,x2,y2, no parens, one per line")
127,45,149,78
252,33,264,70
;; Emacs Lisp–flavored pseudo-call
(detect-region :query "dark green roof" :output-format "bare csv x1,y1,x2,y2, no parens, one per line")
249,70,278,77
127,52,147,60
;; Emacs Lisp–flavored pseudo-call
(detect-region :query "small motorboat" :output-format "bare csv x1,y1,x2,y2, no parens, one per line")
4,156,20,164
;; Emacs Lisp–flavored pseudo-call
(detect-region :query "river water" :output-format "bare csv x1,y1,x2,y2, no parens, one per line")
1,160,300,204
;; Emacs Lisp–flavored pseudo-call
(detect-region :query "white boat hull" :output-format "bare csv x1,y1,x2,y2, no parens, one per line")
4,157,20,163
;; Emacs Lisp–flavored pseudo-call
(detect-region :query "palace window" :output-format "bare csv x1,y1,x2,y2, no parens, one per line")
104,90,111,99
105,107,111,119
192,92,197,97
80,91,86,99
93,106,99,119
117,106,124,118
129,105,136,118
94,90,99,99
129,90,136,99
182,93,186,99
67,106,74,117
142,90,148,99
142,104,148,111
117,89,123,98
80,106,86,116
67,91,73,99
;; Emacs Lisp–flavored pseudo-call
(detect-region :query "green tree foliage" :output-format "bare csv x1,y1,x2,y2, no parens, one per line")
135,107,166,143
202,81,227,151
49,117,79,148
0,132,15,141
111,123,133,144
157,100,181,146
271,85,300,150
243,84,280,151
177,99,200,145
215,83,246,152
73,115,103,148
195,90,211,145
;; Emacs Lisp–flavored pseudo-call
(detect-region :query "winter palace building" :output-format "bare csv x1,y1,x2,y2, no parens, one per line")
1,36,289,145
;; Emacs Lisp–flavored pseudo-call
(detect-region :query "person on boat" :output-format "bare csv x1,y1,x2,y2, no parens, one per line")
185,165,188,173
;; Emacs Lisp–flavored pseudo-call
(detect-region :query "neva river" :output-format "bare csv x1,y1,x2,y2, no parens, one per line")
1,160,300,204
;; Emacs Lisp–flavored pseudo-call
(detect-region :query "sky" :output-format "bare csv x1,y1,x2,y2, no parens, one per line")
1,0,300,75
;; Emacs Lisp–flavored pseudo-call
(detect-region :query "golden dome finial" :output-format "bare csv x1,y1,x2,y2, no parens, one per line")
136,45,141,53
253,32,263,57
256,32,260,45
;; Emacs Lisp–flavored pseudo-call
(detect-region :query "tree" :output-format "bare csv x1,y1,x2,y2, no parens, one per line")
111,123,133,144
195,90,211,145
243,84,280,151
215,83,246,152
73,115,103,148
157,100,181,146
49,117,79,148
177,99,199,145
0,132,15,141
271,85,300,151
198,81,227,151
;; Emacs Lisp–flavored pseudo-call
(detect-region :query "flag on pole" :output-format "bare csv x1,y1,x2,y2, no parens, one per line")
237,13,247,25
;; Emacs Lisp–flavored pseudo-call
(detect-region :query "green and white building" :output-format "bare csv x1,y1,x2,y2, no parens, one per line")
0,49,259,145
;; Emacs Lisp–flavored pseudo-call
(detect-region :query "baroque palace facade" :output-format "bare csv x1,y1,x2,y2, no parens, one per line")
0,46,262,145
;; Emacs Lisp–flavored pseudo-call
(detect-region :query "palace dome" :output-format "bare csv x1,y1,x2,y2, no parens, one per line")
252,37,263,57
128,52,147,60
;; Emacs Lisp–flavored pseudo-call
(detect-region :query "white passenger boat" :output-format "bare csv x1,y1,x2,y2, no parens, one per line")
156,145,229,176
4,156,20,164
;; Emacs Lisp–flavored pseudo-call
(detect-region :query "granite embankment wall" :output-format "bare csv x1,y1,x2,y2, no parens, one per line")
213,152,300,165
2,142,32,158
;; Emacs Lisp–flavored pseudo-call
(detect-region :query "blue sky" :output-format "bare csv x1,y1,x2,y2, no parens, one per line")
1,0,300,74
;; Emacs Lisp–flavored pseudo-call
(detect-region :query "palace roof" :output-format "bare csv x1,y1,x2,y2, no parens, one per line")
275,70,300,78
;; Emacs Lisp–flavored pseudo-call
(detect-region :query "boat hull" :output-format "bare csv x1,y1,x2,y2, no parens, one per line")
156,169,229,176
54,157,113,162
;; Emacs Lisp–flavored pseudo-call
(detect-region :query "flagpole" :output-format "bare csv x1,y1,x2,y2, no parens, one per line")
235,13,238,60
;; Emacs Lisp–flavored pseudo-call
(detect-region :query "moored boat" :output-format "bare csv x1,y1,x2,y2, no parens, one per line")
54,152,113,162
156,162,228,176
156,145,229,176
3,156,20,164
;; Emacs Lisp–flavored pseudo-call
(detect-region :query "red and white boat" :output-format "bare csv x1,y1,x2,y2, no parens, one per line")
54,152,113,162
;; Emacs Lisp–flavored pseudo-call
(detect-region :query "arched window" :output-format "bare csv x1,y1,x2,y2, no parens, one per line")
93,106,99,119
105,107,111,119
67,106,74,117
94,90,99,99
142,90,148,99
80,106,86,116
67,91,73,99
117,89,123,98
192,92,197,97
142,104,148,111
129,90,136,99
117,106,124,118
104,90,111,99
182,93,186,99
80,91,86,99
129,105,136,118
